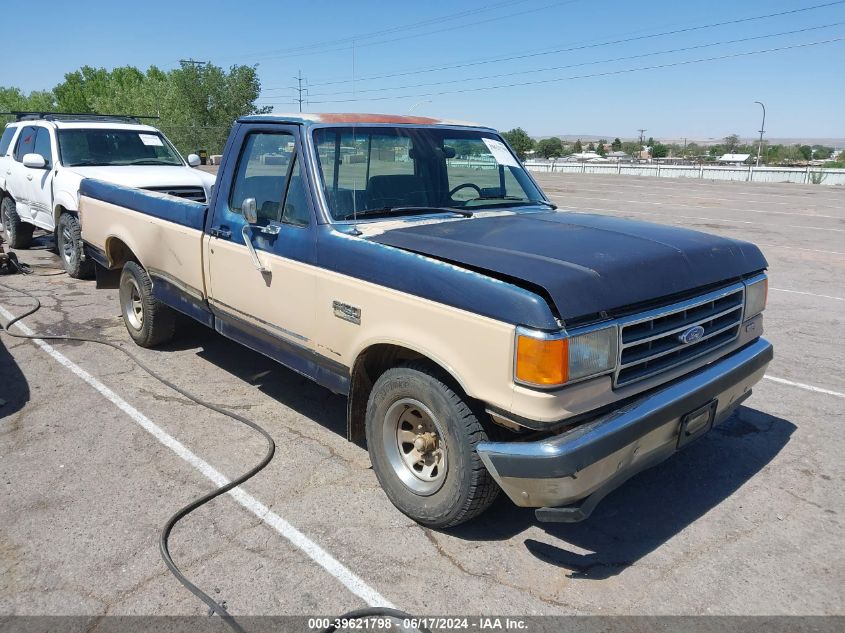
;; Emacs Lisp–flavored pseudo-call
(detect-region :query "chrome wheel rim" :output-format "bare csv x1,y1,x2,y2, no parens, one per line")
382,398,448,496
61,226,74,263
122,277,144,330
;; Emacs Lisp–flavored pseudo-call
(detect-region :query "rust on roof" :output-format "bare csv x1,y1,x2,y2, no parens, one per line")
315,113,443,125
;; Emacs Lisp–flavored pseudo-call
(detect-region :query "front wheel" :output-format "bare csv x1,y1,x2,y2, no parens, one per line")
57,213,94,279
365,362,498,528
119,261,176,348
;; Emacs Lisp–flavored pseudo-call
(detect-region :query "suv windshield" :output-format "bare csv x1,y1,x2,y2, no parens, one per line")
312,126,546,221
57,129,183,167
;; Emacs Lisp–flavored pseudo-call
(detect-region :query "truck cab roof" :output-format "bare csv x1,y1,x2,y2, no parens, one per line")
5,119,161,133
238,112,490,129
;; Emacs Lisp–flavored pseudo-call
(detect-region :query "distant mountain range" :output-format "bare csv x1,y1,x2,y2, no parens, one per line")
537,134,845,147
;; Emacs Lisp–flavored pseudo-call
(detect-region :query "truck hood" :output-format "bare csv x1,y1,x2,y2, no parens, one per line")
64,165,215,191
369,211,768,323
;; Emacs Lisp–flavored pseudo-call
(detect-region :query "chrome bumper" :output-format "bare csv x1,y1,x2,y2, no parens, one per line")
477,338,773,521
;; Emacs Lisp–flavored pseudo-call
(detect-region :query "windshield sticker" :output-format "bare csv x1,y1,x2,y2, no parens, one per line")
139,134,164,147
482,138,519,167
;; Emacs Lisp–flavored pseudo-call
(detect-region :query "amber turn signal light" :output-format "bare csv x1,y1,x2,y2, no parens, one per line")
515,335,569,386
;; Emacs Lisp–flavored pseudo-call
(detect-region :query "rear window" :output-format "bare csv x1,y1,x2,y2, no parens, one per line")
0,127,17,156
13,126,37,161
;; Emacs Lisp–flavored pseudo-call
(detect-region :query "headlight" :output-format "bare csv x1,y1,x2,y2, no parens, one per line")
515,325,618,387
744,275,768,319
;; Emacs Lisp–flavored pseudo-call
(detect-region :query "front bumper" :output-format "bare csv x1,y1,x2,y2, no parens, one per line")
477,337,773,522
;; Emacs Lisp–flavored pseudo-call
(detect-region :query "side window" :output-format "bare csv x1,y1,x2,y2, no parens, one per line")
13,126,37,162
33,128,53,165
228,131,294,223
281,157,310,227
0,127,17,156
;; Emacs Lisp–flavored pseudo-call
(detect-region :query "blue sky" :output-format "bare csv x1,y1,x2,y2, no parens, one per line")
3,0,844,140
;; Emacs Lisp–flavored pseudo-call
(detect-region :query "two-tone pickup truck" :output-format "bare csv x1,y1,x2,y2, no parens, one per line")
79,113,773,528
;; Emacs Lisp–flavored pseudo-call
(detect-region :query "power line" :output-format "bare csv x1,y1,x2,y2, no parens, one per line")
279,0,845,90
296,23,841,98
258,37,844,105
212,0,536,62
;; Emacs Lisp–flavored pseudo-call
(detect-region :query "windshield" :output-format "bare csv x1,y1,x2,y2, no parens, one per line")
57,129,184,167
312,126,546,221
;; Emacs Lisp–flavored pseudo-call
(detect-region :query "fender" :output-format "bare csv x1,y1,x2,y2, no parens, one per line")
53,189,79,223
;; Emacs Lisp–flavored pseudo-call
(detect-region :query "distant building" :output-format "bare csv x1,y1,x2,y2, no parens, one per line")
606,151,631,162
571,151,603,162
717,153,752,165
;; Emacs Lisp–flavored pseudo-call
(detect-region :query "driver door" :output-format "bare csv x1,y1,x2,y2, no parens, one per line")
26,127,56,227
205,125,318,365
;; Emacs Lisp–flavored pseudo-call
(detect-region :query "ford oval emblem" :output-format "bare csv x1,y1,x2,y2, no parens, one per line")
678,325,705,345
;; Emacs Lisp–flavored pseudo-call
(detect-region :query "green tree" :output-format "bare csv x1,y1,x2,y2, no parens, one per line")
586,141,595,152
798,145,813,161
596,142,606,157
536,136,564,159
611,137,622,151
53,62,270,154
723,134,740,153
0,87,57,124
621,141,640,156
652,143,669,159
573,138,583,153
501,127,534,160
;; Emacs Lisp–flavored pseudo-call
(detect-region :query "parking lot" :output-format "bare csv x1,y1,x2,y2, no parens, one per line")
1,173,843,618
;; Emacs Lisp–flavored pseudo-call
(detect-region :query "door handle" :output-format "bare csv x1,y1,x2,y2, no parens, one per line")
209,225,231,239
242,225,270,274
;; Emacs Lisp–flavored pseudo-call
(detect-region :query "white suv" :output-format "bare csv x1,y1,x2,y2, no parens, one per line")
0,114,215,277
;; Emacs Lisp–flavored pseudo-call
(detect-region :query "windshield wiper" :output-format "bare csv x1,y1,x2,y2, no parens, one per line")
473,196,557,209
124,159,178,166
343,206,473,220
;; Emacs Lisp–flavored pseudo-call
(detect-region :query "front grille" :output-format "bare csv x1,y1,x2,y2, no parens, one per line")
614,283,744,387
144,186,206,203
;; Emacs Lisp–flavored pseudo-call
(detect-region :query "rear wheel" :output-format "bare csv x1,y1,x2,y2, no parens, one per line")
57,213,94,279
119,261,176,347
1,197,33,249
365,362,498,528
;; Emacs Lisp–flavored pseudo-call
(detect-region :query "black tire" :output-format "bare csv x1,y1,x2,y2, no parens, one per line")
365,362,498,528
57,213,94,279
119,261,176,348
1,196,34,249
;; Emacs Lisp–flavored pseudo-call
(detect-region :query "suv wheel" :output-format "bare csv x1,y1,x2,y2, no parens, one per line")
119,261,177,348
56,213,94,279
365,362,499,528
1,197,34,249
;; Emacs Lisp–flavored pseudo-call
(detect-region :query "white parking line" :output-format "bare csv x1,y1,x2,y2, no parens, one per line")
764,376,845,399
770,288,845,301
0,304,395,610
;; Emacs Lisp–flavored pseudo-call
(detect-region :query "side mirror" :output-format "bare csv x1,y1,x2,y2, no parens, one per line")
23,153,47,169
187,153,201,167
242,198,258,224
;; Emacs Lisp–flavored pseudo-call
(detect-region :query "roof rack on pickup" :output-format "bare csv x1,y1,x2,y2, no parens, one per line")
0,111,161,124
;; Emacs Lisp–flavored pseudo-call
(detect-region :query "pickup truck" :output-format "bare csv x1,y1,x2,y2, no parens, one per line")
78,113,773,528
0,113,215,278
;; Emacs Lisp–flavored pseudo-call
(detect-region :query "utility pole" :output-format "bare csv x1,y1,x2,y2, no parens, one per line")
179,59,208,69
293,70,307,112
638,128,647,146
754,101,766,167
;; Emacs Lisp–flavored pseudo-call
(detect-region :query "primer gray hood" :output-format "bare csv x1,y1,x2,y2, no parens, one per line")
369,211,768,323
